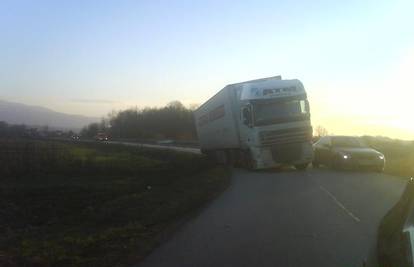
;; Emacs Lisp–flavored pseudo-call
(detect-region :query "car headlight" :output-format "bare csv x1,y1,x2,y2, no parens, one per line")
343,155,350,159
379,155,385,160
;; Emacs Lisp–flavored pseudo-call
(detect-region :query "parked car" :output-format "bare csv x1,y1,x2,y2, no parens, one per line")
313,136,385,171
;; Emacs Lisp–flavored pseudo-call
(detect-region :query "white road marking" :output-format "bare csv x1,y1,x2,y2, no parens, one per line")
319,186,361,223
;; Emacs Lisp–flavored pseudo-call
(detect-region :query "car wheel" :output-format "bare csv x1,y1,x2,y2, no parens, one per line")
332,156,343,170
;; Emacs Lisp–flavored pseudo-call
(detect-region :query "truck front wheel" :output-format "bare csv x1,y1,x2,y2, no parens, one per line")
294,163,309,171
241,150,255,170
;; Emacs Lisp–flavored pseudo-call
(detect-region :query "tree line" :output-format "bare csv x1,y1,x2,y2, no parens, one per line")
81,101,198,140
0,121,74,138
0,121,28,137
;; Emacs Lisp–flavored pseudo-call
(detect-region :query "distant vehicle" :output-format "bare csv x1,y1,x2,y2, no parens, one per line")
194,76,313,170
312,136,385,172
95,132,109,141
71,135,80,140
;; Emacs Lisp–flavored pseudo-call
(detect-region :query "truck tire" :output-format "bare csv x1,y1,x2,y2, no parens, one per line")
294,163,309,171
242,150,255,170
225,150,235,167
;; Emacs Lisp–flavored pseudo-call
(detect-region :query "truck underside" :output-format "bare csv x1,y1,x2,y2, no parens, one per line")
203,141,313,170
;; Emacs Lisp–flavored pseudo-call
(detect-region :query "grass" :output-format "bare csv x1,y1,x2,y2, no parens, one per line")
362,137,414,178
384,153,414,179
0,139,231,267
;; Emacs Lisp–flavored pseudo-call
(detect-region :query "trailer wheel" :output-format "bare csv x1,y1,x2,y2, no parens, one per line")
215,150,228,165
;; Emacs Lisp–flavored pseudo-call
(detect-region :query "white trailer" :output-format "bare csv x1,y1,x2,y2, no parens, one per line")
194,76,313,170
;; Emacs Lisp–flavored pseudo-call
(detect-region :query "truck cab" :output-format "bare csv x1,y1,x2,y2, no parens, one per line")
194,76,313,170
236,78,313,169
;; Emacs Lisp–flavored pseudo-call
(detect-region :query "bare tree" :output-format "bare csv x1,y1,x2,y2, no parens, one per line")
314,125,328,137
188,103,200,111
167,100,185,109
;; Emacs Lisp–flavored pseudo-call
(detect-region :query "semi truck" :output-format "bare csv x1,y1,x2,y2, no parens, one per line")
194,76,313,170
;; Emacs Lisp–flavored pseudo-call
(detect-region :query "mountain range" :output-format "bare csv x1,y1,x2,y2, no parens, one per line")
0,100,99,130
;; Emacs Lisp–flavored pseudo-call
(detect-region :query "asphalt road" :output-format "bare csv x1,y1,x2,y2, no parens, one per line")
138,168,406,267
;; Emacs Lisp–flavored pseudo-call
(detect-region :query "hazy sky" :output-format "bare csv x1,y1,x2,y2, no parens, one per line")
1,0,413,139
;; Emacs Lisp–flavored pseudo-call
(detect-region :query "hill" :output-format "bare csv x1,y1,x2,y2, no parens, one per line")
0,100,98,130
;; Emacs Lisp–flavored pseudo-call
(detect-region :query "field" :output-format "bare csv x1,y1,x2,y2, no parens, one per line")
0,139,230,267
385,153,414,178
363,137,414,178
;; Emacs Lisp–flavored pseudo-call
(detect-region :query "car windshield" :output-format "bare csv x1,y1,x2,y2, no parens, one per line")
253,99,309,126
332,137,366,148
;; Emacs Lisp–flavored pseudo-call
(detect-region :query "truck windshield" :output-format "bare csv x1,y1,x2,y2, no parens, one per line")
253,99,309,126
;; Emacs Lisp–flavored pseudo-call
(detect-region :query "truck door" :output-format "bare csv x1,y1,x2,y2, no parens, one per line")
239,104,254,147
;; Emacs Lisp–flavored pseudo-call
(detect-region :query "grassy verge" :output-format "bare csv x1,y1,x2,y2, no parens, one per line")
0,139,231,267
384,153,414,179
362,137,414,178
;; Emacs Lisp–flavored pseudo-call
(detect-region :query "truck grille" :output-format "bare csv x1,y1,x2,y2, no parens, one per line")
259,126,312,146
271,143,303,163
